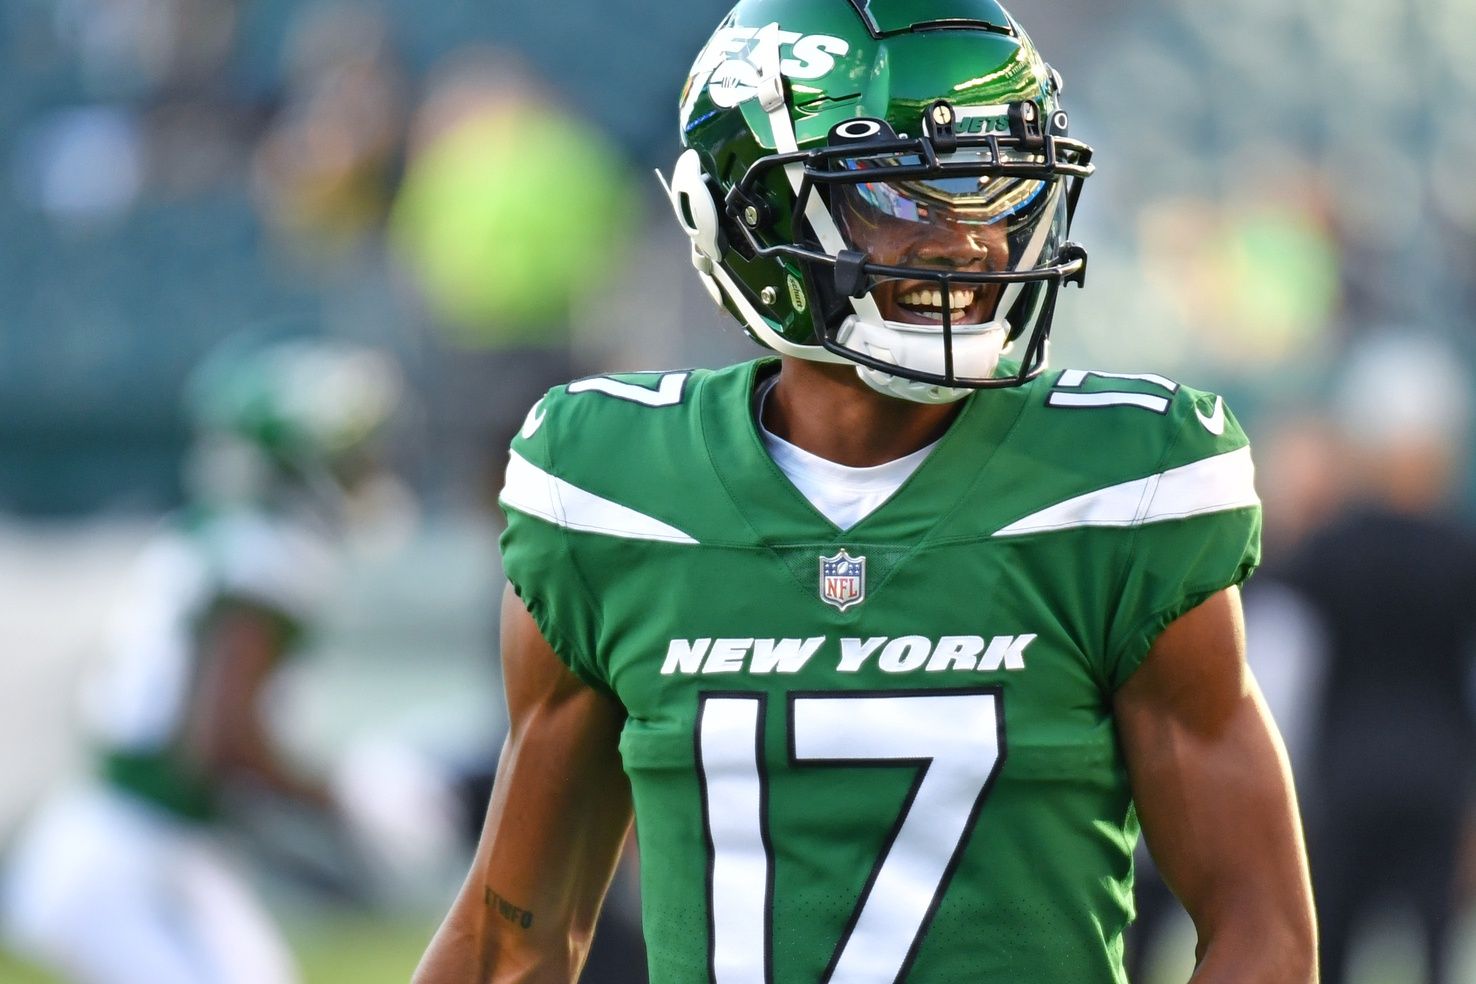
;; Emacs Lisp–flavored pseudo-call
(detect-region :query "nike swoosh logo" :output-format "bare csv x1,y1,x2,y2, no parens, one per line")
520,398,547,439
1195,395,1226,436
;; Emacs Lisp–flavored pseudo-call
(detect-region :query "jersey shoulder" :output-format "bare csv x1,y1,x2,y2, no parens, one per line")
994,369,1262,684
507,366,712,471
1019,367,1249,468
501,361,760,545
984,368,1257,537
497,363,757,691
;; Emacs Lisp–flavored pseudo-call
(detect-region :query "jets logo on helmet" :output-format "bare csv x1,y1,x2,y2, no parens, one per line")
663,0,1094,404
682,23,851,115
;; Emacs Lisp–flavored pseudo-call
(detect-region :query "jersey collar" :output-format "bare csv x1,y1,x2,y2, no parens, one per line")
700,358,1030,545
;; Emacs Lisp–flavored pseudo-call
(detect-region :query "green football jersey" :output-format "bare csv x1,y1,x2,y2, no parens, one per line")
499,359,1260,984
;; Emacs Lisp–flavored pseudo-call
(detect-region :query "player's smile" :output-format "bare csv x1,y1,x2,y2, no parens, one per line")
880,278,1003,326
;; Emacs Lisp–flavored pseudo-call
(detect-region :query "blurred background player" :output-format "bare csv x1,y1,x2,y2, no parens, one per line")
0,339,405,984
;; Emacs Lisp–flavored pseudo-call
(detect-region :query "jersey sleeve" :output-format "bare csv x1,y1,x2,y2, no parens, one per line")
497,388,610,696
1104,389,1262,689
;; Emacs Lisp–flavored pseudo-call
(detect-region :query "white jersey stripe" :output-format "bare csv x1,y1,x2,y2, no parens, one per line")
500,450,698,544
993,446,1258,537
1054,369,1180,392
1045,391,1172,413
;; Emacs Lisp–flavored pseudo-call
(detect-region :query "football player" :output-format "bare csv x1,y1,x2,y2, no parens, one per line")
2,339,403,984
414,1,1316,981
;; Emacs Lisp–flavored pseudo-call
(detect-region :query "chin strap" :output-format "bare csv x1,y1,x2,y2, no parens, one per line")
856,367,973,404
838,316,1007,404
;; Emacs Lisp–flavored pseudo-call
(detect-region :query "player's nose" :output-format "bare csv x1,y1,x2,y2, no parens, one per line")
903,230,986,269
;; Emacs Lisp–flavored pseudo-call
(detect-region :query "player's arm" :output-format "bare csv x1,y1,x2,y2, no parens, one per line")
1114,587,1317,984
413,583,632,984
185,599,333,810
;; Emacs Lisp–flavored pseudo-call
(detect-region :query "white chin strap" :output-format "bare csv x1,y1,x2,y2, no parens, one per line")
837,316,1008,404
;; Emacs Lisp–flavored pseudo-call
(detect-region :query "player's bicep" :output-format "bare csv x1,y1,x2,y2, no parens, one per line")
416,583,630,983
184,600,289,772
1113,588,1315,980
482,582,632,928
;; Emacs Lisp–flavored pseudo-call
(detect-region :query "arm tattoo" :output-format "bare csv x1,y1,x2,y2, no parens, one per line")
484,886,535,929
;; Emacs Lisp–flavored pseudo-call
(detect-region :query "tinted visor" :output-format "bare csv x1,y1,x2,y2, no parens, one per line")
846,147,1049,224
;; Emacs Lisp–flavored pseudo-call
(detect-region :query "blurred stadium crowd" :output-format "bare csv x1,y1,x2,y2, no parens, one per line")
1,0,1474,981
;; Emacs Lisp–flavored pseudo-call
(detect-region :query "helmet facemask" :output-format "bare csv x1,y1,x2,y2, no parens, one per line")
724,102,1090,402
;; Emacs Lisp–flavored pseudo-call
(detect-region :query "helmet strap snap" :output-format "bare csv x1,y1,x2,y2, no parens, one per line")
833,250,870,299
924,100,958,154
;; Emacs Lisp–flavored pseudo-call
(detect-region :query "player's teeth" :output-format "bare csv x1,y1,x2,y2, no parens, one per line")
899,288,976,312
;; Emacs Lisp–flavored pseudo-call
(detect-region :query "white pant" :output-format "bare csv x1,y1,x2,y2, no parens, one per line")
2,781,298,984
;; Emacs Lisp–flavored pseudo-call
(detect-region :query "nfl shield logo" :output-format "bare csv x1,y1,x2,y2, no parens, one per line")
819,549,866,612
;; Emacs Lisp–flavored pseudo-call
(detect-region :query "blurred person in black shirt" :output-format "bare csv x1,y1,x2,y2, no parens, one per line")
1285,333,1476,984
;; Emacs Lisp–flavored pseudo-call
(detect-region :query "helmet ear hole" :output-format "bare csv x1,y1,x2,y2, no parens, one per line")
667,148,724,260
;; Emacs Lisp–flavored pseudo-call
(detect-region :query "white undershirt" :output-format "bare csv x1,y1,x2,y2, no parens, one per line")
755,376,939,530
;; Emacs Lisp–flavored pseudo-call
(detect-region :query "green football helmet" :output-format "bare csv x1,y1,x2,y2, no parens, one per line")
185,337,402,508
665,0,1093,403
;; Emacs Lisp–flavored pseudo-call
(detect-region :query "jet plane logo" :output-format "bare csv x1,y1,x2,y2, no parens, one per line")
819,549,866,612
